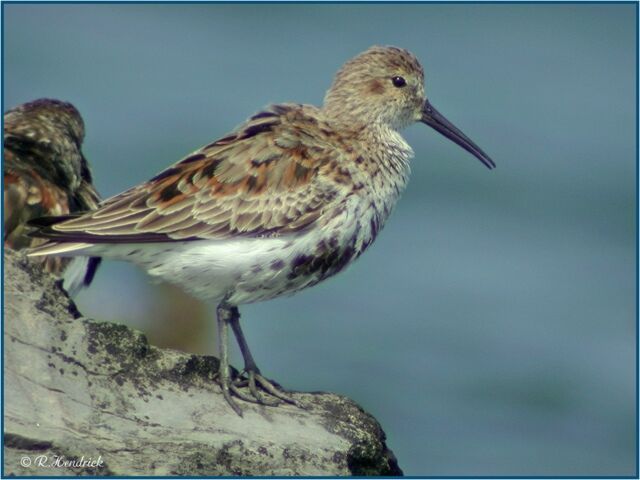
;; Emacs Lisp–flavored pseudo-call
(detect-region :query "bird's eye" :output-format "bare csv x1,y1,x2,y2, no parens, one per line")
391,76,407,88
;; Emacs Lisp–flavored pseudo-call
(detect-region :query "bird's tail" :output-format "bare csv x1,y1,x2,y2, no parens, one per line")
26,213,93,257
27,241,94,257
27,239,100,296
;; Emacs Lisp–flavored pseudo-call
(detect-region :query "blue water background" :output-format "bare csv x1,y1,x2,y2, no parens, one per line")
4,4,636,475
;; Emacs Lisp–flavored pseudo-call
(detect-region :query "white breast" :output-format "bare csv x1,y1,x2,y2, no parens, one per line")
86,130,413,306
95,195,365,305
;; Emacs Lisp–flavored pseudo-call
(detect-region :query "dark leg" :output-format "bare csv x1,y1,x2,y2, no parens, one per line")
228,306,260,373
229,307,303,407
216,302,243,416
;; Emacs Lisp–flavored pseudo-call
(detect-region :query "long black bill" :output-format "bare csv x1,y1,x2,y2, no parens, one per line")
421,100,496,169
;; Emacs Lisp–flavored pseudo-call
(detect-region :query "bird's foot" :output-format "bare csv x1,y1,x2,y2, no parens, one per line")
232,368,305,409
214,366,304,414
215,302,304,415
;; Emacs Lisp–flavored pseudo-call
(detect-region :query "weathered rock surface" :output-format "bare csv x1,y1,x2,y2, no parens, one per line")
3,250,402,476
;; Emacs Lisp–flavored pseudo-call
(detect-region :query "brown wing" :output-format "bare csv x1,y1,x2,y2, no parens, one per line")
36,104,344,243
4,152,71,249
3,134,88,278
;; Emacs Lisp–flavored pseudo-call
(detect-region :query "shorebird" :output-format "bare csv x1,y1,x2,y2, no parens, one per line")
4,98,101,294
28,46,495,415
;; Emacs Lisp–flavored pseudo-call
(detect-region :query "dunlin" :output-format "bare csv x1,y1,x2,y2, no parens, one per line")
29,46,495,415
4,98,101,294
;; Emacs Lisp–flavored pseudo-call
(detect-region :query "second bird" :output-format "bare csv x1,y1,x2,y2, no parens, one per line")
4,98,101,295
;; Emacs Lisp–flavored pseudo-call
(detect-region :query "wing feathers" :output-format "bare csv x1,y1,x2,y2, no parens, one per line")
32,104,347,244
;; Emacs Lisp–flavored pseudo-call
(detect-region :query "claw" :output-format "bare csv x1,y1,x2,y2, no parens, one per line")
220,377,244,416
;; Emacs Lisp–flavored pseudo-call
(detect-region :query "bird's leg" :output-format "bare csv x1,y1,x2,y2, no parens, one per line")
228,307,278,406
216,302,244,416
229,307,303,408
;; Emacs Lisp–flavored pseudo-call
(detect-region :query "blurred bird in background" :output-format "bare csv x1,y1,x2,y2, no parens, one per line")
3,98,101,295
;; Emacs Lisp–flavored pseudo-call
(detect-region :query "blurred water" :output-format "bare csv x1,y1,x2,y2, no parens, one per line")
3,4,636,475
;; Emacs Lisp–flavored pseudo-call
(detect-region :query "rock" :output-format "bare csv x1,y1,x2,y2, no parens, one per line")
3,250,403,476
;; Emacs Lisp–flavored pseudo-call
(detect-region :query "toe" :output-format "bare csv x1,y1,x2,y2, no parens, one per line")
254,374,305,408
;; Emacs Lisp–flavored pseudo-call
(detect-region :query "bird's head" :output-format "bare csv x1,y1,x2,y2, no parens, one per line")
323,46,495,169
4,98,88,188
